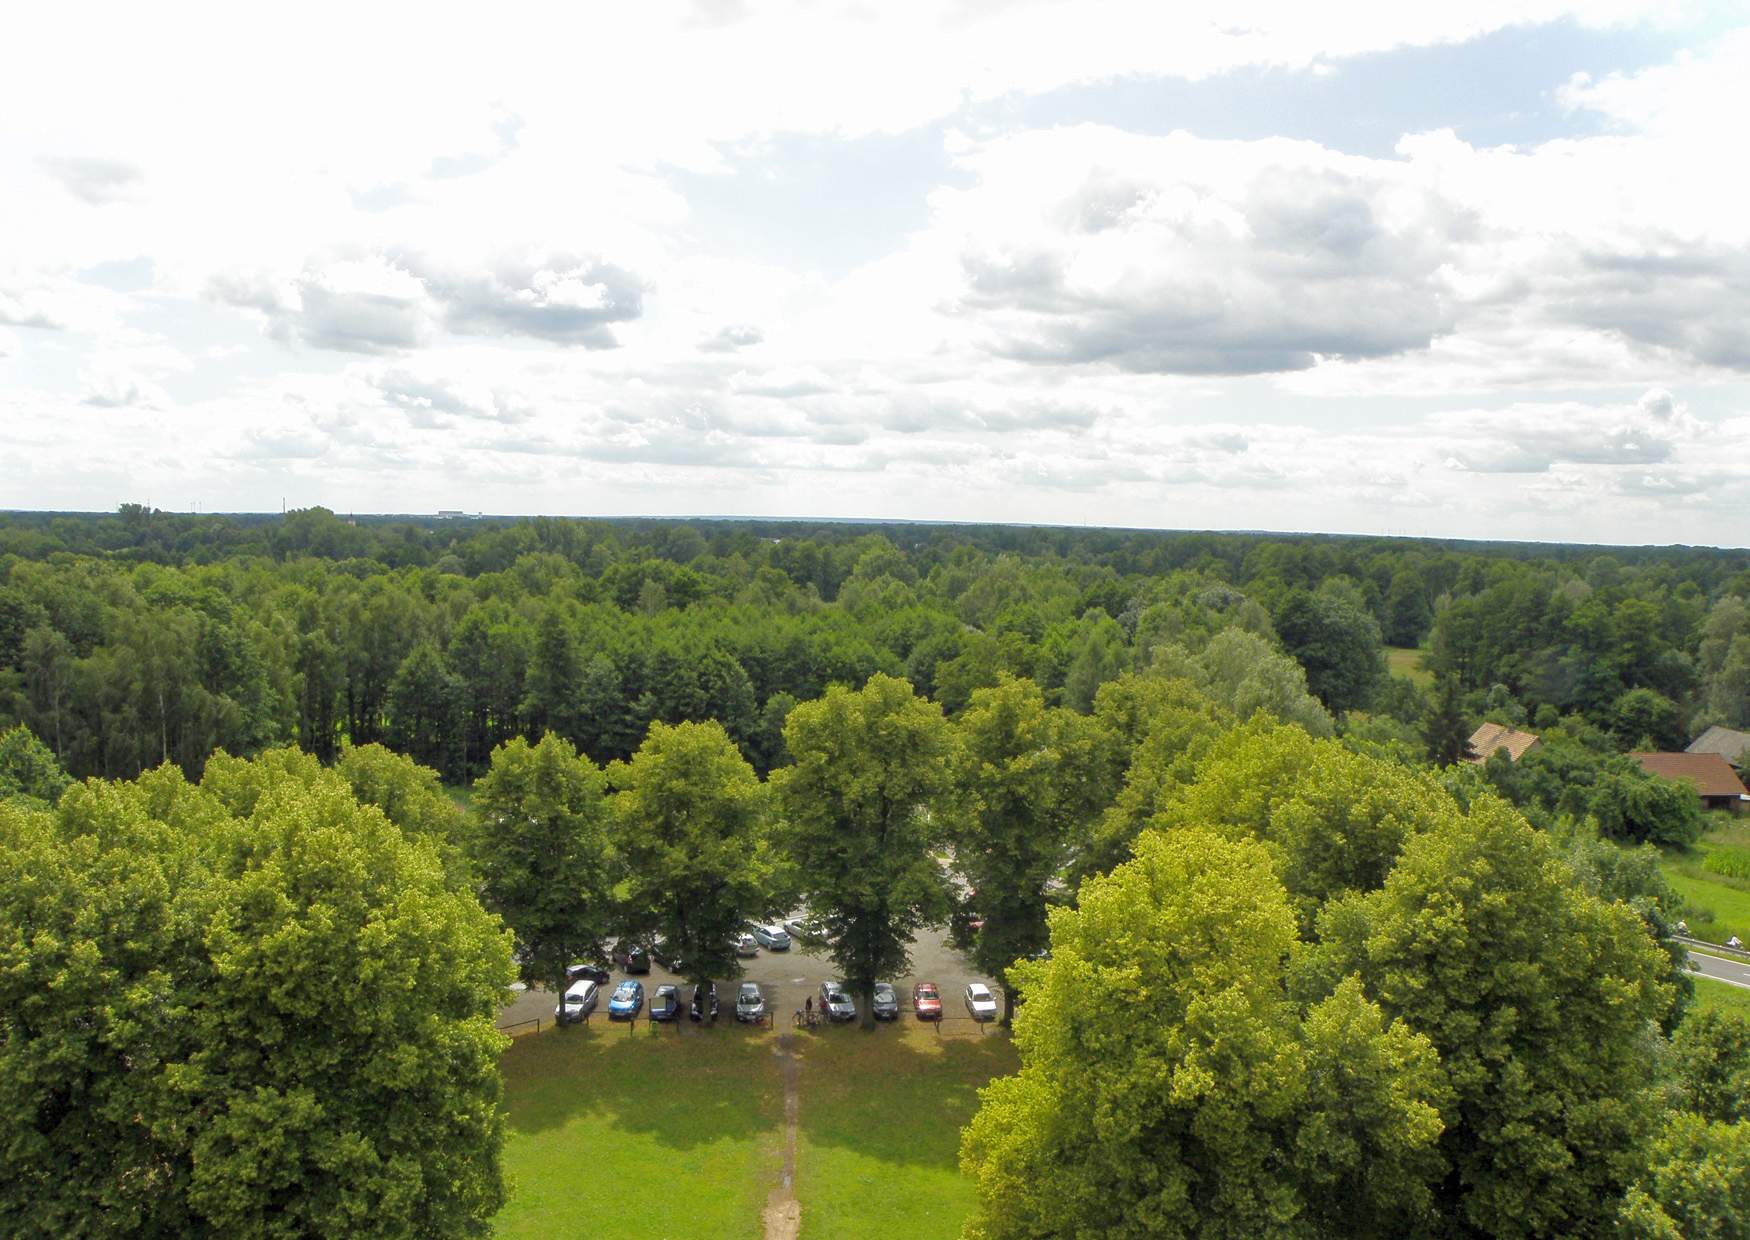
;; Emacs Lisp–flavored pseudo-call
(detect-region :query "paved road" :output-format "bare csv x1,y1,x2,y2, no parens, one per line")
1688,950,1750,989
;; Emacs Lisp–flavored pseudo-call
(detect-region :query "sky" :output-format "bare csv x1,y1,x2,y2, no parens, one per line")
5,1,1750,545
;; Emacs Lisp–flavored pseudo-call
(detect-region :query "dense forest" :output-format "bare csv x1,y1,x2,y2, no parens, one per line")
3,507,1747,839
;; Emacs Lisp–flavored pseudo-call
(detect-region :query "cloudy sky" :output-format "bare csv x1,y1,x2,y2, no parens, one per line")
6,2,1750,544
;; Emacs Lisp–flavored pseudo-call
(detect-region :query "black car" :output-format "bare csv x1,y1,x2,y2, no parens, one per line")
690,981,720,1023
650,983,682,1023
617,941,651,974
650,938,685,973
565,961,611,985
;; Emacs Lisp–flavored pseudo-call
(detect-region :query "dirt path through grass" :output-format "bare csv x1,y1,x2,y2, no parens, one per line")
763,1033,801,1240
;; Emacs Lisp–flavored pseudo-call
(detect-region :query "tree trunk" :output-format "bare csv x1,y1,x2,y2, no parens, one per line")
860,979,875,1030
1002,984,1016,1028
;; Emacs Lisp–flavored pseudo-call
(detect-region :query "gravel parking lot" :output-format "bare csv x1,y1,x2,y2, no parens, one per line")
498,923,994,1031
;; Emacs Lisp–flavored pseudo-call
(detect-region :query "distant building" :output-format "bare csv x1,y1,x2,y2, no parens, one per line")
436,509,467,519
1466,723,1541,764
1687,725,1750,769
1630,751,1750,813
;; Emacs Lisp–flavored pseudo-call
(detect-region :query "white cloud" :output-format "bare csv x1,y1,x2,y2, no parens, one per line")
938,127,1463,375
38,156,144,206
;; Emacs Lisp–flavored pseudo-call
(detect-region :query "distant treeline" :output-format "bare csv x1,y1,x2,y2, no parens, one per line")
2,506,1749,787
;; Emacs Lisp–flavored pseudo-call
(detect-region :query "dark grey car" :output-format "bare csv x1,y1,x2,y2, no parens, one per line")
871,981,899,1021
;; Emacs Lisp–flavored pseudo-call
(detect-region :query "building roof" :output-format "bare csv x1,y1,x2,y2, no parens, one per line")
1688,725,1750,767
1630,751,1750,799
1466,722,1541,763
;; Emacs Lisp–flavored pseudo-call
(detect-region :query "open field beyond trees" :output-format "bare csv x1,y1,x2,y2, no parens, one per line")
495,1019,1016,1239
1693,976,1750,1018
1662,814,1750,944
1383,645,1433,686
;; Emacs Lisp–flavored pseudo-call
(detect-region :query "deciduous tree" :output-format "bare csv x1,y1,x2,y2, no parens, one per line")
771,674,953,1027
1305,796,1673,1237
960,828,1446,1240
951,676,1108,1023
0,756,513,1236
610,719,771,1002
470,733,617,1000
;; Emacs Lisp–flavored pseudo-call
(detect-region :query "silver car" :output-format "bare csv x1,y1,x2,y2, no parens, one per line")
819,981,857,1022
736,981,766,1023
751,923,791,950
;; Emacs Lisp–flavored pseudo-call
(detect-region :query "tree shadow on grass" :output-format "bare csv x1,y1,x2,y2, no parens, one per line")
501,1017,783,1149
792,1022,1019,1170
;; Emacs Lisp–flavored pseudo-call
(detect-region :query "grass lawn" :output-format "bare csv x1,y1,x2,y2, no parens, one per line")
494,1018,1019,1239
1384,646,1433,686
1693,976,1750,1018
792,1022,1017,1239
495,1023,783,1239
1661,814,1750,943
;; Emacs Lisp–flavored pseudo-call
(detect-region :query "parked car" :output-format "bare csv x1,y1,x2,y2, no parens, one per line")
736,982,767,1023
751,923,791,950
555,978,599,1025
649,983,681,1022
819,981,857,1022
732,932,759,958
784,916,828,944
871,982,900,1020
913,982,942,1021
565,961,610,984
650,938,684,973
690,981,719,1022
616,940,651,974
607,979,644,1020
965,982,998,1022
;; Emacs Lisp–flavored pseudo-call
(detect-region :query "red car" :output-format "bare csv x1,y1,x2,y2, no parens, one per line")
913,981,943,1021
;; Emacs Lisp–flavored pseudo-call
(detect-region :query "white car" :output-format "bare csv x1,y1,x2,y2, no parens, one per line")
733,932,759,958
555,978,599,1025
965,982,998,1022
751,923,791,950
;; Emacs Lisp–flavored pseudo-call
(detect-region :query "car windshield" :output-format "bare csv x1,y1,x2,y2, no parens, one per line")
829,991,849,1004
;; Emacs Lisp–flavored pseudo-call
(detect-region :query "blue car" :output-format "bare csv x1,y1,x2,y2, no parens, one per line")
608,979,644,1020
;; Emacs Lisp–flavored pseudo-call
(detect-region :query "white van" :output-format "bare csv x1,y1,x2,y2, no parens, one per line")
555,978,599,1024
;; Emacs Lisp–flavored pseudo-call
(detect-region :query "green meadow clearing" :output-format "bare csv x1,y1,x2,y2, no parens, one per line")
494,1019,1016,1239
1384,646,1433,686
1662,813,1750,944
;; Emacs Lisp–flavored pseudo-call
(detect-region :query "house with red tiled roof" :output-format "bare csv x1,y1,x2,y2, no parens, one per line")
1466,722,1540,765
1630,751,1750,813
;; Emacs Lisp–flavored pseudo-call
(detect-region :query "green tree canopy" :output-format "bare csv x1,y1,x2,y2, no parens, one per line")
0,756,513,1236
0,723,70,805
771,673,953,1026
951,675,1110,1022
960,828,1447,1240
609,719,772,991
1157,719,1457,932
469,733,616,998
1304,796,1674,1237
